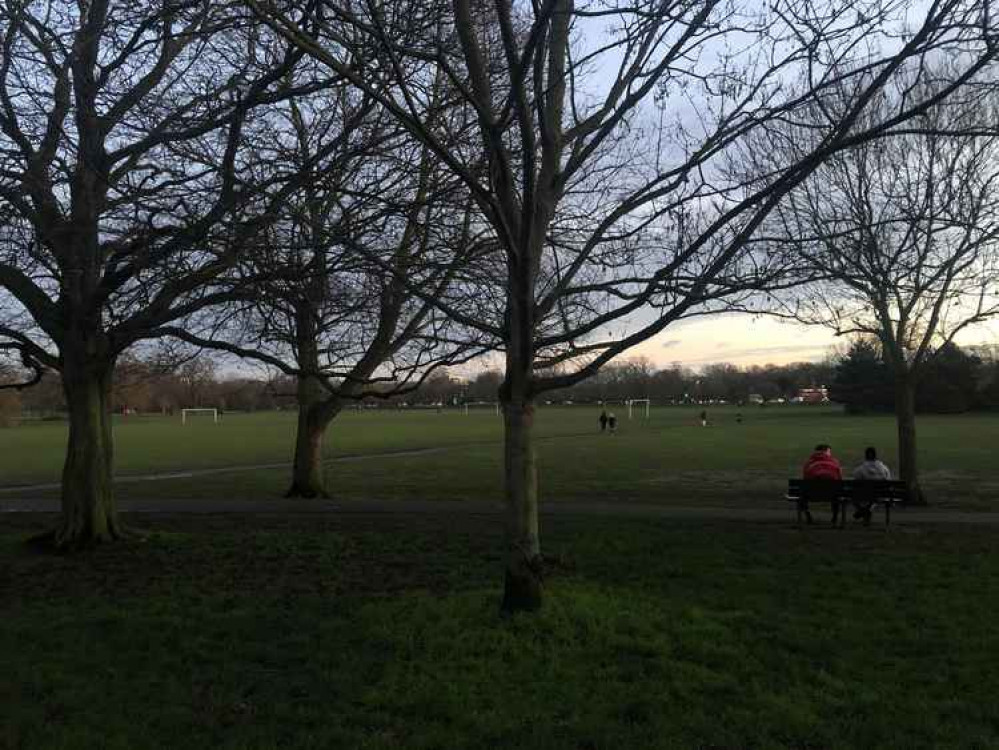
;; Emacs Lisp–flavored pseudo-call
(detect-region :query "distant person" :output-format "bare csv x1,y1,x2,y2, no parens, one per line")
735,412,743,424
800,444,842,525
599,410,609,433
608,412,617,434
699,409,707,427
852,446,891,524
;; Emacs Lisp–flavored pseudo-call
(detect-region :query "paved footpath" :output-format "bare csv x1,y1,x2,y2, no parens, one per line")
3,495,999,526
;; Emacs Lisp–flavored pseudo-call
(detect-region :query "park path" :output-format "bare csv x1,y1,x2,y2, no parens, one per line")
3,494,999,526
0,429,603,496
3,433,997,526
0,444,452,495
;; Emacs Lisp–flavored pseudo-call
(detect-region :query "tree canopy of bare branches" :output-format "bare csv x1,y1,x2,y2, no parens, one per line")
0,1,320,547
163,72,490,498
247,0,998,610
744,70,999,502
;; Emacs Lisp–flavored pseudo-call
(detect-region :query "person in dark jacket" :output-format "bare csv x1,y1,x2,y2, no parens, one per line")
599,410,609,432
800,444,842,524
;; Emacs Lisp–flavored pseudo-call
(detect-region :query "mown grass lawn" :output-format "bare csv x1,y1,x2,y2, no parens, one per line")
2,513,997,749
3,406,999,509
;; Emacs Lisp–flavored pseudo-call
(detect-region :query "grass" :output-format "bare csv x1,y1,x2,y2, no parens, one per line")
4,406,999,509
2,512,997,749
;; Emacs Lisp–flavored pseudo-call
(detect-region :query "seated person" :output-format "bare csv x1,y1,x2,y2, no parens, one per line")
803,443,842,480
799,444,842,523
851,446,892,524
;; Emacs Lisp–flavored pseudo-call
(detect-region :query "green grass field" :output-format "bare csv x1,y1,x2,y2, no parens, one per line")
3,407,998,748
2,513,997,749
3,405,999,509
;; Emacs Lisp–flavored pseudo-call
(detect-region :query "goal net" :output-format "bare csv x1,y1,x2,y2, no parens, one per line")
181,408,219,425
625,399,650,419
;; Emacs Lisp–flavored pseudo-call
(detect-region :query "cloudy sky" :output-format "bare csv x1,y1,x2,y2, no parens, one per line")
622,315,999,370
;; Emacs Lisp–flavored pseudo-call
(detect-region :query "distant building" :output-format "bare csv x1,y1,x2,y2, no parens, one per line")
795,386,829,404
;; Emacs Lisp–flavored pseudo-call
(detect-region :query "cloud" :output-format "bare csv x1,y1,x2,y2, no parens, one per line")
660,340,681,349
682,343,833,363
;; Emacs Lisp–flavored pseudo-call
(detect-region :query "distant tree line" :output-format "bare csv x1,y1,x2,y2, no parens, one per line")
5,352,837,416
831,340,999,415
12,354,292,418
12,340,999,420
461,358,837,406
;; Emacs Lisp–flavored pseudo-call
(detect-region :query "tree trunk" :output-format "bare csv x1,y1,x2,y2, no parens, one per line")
36,352,123,549
285,375,338,499
500,389,543,613
894,374,925,505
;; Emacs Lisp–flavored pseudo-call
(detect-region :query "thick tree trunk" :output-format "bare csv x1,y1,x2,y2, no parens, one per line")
35,352,123,549
286,410,327,498
500,388,543,613
286,374,338,499
894,374,925,505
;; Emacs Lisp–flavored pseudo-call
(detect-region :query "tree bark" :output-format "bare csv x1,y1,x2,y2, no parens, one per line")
894,373,925,505
35,349,124,549
500,381,543,613
286,375,338,499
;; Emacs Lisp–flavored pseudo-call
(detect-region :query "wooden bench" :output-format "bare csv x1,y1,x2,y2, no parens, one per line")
786,479,908,528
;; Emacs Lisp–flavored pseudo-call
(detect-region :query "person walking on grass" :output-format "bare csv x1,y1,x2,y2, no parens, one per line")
800,443,842,524
699,409,707,427
608,412,617,434
599,410,609,433
852,446,892,525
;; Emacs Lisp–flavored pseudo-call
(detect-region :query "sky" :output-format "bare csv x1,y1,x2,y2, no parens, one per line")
628,316,842,368
446,310,999,381
621,315,999,370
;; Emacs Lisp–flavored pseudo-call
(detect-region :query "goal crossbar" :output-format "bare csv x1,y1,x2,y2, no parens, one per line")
181,408,218,424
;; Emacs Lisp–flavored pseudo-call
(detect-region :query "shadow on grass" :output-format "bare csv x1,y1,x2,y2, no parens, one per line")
2,514,997,750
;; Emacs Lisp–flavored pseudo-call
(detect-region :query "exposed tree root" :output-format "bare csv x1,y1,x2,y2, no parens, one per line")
284,483,331,500
26,521,136,553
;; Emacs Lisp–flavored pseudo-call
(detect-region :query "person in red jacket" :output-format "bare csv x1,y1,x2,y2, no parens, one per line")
799,444,842,524
803,444,842,480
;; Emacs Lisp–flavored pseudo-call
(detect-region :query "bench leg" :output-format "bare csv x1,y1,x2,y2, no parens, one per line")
796,499,812,528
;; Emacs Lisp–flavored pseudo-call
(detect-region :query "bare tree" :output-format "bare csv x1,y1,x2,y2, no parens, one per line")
247,0,995,610
163,76,488,498
0,1,322,548
746,75,999,503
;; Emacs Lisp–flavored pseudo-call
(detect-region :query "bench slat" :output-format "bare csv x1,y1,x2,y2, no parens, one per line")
786,479,908,502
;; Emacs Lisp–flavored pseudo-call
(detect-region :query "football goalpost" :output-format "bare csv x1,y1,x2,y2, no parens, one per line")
625,399,650,419
181,408,219,425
